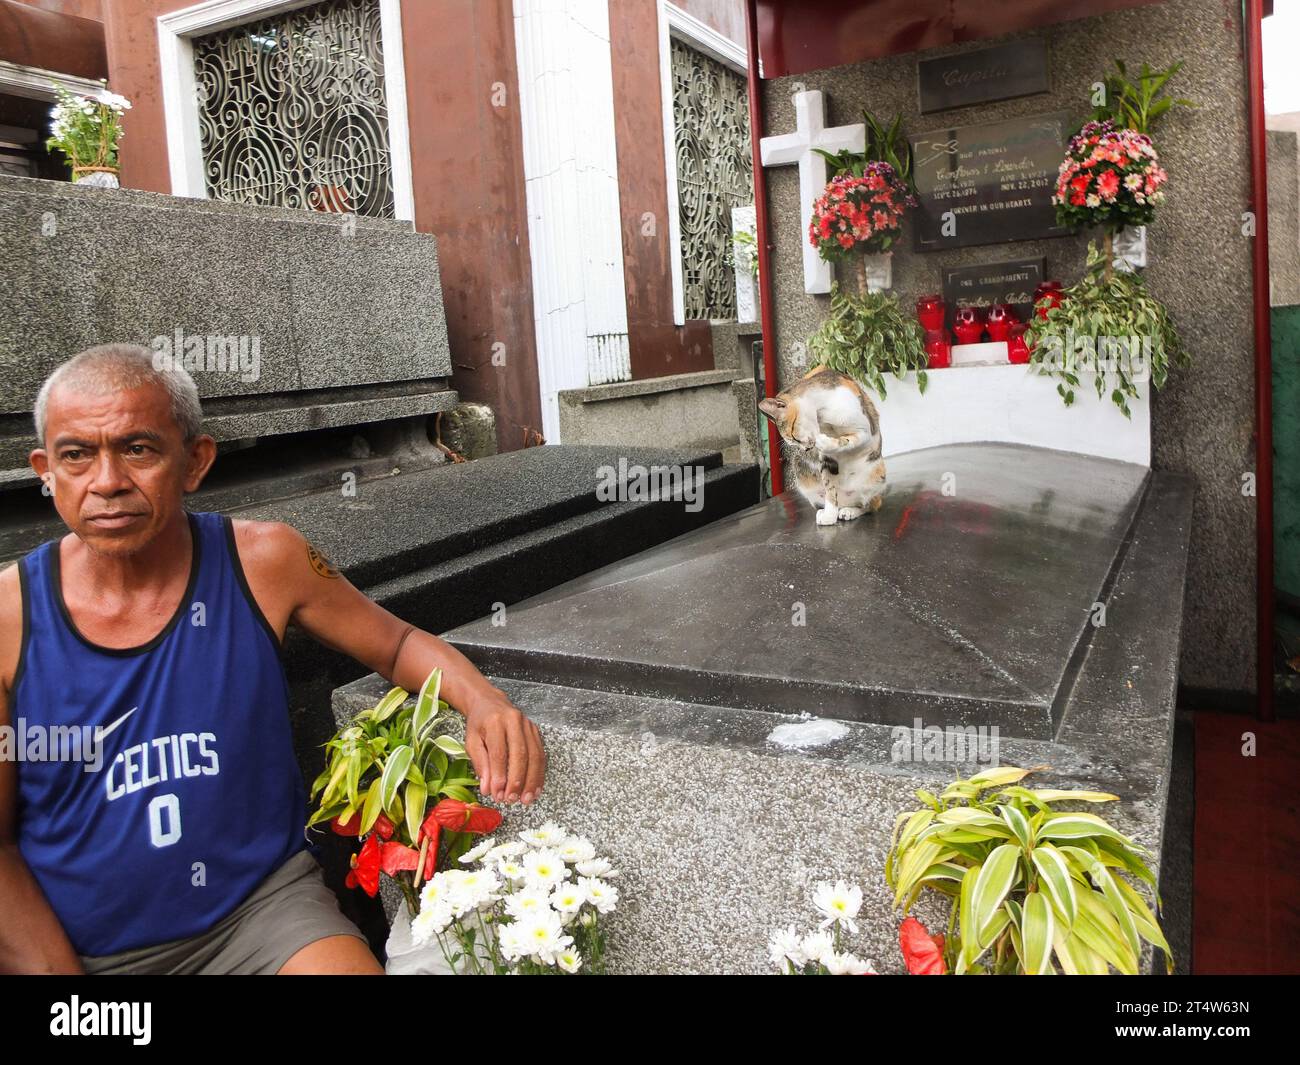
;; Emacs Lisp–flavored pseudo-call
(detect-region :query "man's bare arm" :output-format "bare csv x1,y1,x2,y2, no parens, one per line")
0,564,83,974
235,522,546,806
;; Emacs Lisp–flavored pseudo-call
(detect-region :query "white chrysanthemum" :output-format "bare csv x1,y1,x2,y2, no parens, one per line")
419,872,451,912
459,837,496,864
410,901,453,945
446,868,501,913
813,880,863,934
519,821,567,848
497,921,527,962
767,925,805,973
556,948,583,974
522,848,570,890
577,876,618,914
514,910,573,965
550,881,588,916
575,857,618,879
497,856,529,883
96,90,132,111
484,840,527,863
800,930,834,967
503,885,551,921
822,951,875,976
557,836,596,864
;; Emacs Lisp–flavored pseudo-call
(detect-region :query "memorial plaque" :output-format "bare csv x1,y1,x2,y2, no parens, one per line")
918,39,1050,114
910,111,1074,251
941,256,1045,327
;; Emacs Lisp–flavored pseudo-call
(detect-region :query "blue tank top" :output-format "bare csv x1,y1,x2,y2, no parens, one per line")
12,510,308,956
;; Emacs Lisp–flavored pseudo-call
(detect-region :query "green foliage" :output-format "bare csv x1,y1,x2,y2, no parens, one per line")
308,669,477,863
727,228,760,278
807,284,928,399
1087,59,1194,135
45,83,129,173
1024,242,1187,416
886,765,1173,975
815,110,914,191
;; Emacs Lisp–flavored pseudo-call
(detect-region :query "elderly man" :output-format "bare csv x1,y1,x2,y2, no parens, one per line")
0,344,546,975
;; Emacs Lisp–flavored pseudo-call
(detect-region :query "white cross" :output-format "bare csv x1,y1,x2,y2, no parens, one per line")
760,91,865,295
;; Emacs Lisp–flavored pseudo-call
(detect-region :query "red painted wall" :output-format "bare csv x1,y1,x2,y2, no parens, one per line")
610,0,716,380
97,0,542,451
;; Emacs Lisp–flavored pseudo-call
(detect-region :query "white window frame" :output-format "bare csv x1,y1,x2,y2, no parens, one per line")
656,2,748,325
0,60,106,101
156,0,415,221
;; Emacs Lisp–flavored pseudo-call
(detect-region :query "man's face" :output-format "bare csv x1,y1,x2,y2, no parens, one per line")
29,381,216,557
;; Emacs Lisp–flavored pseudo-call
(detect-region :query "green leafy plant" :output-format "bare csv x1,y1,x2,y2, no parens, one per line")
807,285,928,398
815,110,914,191
309,670,485,913
1024,241,1187,416
1086,59,1194,136
728,228,760,278
886,765,1172,975
46,82,131,177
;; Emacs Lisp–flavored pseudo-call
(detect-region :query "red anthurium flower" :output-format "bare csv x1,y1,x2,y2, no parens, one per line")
379,839,437,880
900,916,947,975
345,834,381,897
373,813,396,841
331,811,362,836
423,798,502,836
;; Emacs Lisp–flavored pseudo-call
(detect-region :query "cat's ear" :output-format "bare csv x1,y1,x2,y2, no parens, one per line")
758,396,786,422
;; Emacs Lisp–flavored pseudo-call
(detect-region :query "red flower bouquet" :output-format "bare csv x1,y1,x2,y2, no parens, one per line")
808,162,915,262
1052,119,1167,232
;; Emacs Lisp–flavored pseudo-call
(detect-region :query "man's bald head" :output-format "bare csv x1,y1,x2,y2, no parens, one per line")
34,343,203,445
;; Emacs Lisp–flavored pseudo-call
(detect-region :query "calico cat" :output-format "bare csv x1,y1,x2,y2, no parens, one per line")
758,366,886,525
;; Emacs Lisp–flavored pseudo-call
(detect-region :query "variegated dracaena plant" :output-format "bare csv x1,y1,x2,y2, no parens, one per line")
886,766,1172,975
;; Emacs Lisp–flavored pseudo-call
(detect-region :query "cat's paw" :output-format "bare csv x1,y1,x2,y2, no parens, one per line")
837,506,866,522
815,506,838,526
814,432,838,453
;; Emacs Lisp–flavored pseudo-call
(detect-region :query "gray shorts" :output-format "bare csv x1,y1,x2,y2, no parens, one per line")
79,850,368,975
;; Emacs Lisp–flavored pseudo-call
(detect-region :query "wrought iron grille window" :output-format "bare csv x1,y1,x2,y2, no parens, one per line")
670,37,753,321
193,0,395,217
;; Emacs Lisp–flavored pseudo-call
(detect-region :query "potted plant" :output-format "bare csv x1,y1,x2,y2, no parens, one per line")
1024,241,1187,415
1053,60,1193,274
886,765,1173,974
812,111,917,293
46,82,131,187
807,286,929,398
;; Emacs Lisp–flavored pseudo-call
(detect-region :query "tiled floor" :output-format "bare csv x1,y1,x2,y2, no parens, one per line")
1193,710,1300,974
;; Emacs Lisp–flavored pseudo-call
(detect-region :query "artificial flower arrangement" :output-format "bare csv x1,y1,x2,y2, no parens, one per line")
769,880,877,974
811,111,918,293
1030,60,1193,412
887,766,1173,975
46,82,131,185
1053,119,1167,235
310,672,617,974
1052,59,1191,243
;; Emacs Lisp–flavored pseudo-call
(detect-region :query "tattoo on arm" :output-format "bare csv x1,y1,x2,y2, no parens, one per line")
306,543,341,579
